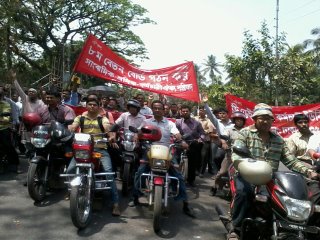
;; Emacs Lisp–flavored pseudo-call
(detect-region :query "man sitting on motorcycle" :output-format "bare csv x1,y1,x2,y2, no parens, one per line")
128,100,195,218
286,113,314,167
67,97,120,216
229,103,319,240
109,99,146,176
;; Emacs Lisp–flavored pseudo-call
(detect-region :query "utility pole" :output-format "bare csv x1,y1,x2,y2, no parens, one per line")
275,0,280,106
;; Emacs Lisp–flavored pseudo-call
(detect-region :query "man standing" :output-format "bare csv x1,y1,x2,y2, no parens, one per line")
169,103,180,119
176,105,206,186
136,94,153,115
61,83,80,106
0,85,20,173
229,103,318,240
46,91,76,123
67,98,120,216
194,105,218,177
287,114,314,167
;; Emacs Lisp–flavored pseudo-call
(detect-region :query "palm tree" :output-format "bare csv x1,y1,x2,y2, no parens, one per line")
194,64,206,88
201,54,222,85
303,27,320,67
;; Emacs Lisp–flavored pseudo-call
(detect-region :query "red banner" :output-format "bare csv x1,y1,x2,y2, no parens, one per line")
225,93,320,138
73,34,200,102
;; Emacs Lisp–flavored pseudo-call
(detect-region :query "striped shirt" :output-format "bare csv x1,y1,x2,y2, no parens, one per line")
232,124,310,176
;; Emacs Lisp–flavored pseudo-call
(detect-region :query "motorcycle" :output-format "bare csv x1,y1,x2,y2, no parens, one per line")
139,140,180,233
216,145,320,240
60,132,115,229
118,127,140,196
27,120,73,202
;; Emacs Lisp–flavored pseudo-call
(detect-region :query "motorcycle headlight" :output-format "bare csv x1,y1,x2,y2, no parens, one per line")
152,159,168,169
31,137,50,148
281,196,312,221
123,141,136,151
74,150,90,160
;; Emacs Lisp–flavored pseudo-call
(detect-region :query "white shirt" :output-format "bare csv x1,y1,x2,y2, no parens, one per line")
139,106,153,115
307,134,320,152
144,117,179,147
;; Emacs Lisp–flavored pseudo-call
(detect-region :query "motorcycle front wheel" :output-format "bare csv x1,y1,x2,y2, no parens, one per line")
153,185,163,233
122,162,132,196
27,162,47,202
70,176,93,229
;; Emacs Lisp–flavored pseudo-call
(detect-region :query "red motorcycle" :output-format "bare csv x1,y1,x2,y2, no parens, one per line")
216,146,320,240
60,133,114,229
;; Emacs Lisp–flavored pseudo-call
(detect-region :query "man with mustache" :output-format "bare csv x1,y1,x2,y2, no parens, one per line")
286,113,314,167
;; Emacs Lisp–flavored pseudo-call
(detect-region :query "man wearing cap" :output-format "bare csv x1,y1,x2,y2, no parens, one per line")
11,71,50,158
228,103,319,240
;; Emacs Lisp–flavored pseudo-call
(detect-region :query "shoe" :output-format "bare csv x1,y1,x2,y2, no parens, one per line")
199,174,204,178
23,181,27,187
210,187,217,196
183,202,196,218
128,197,139,207
112,204,121,216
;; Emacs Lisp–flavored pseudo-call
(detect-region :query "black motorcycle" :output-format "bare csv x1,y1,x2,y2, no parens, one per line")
27,120,73,202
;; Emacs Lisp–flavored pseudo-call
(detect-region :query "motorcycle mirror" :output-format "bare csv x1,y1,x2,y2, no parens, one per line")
110,124,120,132
128,126,138,133
232,145,252,158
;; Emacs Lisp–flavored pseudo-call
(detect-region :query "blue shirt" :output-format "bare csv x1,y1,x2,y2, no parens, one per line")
63,91,79,106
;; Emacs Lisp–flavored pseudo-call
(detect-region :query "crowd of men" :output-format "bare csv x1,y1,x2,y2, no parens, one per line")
1,74,320,239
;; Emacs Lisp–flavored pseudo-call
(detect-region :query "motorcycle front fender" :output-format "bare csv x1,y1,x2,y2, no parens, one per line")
30,156,46,164
70,176,81,187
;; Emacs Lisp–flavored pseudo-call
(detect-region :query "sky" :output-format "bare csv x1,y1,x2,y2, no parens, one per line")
131,0,320,80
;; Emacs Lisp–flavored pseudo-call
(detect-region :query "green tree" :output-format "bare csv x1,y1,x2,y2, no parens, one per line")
224,22,319,105
304,27,320,67
0,0,154,83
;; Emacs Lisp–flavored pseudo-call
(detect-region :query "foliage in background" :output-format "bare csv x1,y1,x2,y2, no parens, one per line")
0,0,154,86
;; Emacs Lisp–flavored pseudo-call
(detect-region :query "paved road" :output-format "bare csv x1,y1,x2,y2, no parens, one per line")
0,156,229,240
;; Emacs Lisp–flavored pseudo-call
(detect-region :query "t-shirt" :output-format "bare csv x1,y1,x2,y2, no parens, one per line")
74,114,109,148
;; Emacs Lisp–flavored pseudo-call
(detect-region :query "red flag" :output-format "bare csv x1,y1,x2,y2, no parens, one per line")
225,93,320,138
73,34,200,102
